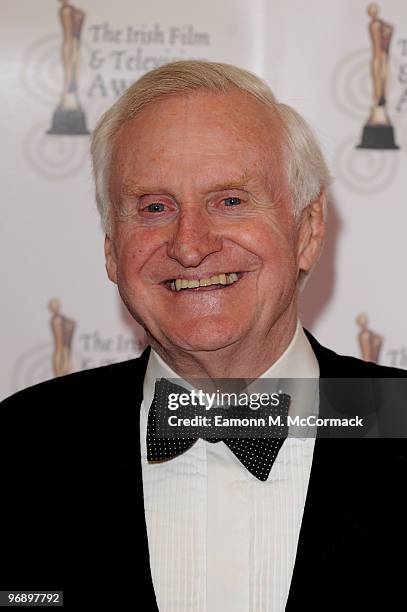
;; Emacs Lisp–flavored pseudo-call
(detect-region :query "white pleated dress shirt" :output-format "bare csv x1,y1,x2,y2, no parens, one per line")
140,322,319,612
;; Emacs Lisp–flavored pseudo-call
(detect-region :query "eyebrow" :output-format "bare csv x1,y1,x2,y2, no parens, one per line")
120,181,152,198
120,170,253,198
205,169,252,192
206,174,251,193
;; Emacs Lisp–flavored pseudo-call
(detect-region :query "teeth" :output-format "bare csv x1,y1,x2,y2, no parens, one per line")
170,272,240,291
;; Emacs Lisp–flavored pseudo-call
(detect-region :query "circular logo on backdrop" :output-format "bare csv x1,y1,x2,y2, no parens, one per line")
11,343,83,394
23,122,89,180
20,2,212,180
10,298,147,396
333,136,399,194
20,2,91,179
332,48,377,122
331,4,407,195
331,48,402,122
21,34,63,106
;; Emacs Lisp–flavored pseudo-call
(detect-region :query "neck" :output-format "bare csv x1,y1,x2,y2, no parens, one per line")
148,310,298,380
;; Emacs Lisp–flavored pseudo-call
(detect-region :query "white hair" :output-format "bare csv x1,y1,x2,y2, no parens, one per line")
91,60,331,234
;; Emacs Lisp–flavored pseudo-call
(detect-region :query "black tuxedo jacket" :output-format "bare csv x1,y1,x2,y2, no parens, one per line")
1,332,406,611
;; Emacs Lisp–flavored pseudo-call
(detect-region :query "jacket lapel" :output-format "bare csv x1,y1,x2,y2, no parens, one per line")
287,330,376,607
122,347,158,608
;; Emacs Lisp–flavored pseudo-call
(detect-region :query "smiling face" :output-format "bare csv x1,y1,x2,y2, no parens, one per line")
105,90,323,360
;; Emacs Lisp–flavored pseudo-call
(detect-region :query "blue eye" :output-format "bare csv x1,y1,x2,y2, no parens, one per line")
146,203,165,212
224,197,241,206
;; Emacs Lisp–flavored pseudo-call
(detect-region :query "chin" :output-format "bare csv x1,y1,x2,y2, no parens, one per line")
163,318,244,353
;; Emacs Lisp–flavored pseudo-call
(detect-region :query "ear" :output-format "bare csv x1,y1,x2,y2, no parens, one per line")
104,235,118,284
296,191,326,274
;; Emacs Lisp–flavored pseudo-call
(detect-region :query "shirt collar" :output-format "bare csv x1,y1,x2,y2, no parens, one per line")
258,320,319,380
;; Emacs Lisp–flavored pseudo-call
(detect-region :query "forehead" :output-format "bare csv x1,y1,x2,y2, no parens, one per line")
110,90,285,194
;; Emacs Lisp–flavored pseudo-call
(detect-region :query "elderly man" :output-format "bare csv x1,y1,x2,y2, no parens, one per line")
1,61,406,611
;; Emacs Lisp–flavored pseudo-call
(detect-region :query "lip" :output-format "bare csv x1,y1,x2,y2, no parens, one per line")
161,272,245,293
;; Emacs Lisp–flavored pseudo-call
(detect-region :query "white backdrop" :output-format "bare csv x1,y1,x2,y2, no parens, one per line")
2,0,406,399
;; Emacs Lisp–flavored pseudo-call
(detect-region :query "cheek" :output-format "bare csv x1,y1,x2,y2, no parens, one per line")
257,238,299,298
115,235,150,289
246,224,297,268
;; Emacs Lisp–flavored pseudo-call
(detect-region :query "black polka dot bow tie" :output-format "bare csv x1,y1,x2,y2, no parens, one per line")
147,378,291,482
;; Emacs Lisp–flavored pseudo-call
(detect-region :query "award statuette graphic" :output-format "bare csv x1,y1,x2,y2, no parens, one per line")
356,313,383,363
47,0,89,135
357,3,399,149
49,298,76,377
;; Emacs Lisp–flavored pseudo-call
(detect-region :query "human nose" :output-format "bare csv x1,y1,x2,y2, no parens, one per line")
166,205,222,267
